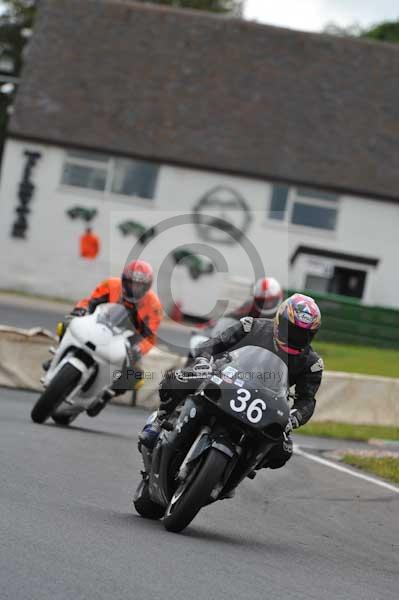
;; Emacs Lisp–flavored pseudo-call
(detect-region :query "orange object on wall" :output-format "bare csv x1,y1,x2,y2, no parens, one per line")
80,228,100,259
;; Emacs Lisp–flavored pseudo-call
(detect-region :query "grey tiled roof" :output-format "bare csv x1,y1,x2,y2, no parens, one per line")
9,0,399,201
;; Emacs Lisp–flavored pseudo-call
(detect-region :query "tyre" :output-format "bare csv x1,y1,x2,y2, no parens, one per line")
133,478,165,520
51,413,72,426
51,412,79,426
163,448,229,533
31,364,81,424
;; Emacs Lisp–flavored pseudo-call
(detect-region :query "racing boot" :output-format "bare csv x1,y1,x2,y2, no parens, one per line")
86,389,116,417
138,409,168,450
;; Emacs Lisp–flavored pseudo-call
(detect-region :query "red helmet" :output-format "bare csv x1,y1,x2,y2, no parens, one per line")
122,260,153,303
253,277,283,317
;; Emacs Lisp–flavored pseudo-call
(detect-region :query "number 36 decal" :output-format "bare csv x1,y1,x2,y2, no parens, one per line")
230,389,266,424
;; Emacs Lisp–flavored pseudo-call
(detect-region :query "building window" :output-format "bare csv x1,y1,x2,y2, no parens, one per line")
292,203,337,230
329,267,366,299
62,163,108,191
268,185,339,231
111,158,158,199
61,151,159,199
305,267,367,299
296,187,338,202
269,184,289,220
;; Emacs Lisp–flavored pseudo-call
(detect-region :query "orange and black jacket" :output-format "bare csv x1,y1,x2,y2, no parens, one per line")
75,278,163,356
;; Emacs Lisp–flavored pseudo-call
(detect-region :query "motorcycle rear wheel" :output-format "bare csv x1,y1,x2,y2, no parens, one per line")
163,448,229,533
31,364,81,424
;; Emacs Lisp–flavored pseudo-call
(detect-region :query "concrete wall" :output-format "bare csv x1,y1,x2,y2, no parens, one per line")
0,138,398,314
313,371,399,427
1,325,397,425
0,326,184,410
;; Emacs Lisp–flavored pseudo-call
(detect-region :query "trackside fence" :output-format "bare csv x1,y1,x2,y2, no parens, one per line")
286,289,399,349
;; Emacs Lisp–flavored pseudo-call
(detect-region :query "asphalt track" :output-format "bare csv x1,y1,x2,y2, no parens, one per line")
1,299,399,599
1,388,398,600
0,298,192,356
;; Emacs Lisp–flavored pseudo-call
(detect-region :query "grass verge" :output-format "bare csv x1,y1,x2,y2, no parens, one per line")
296,421,399,442
312,341,399,378
341,454,399,485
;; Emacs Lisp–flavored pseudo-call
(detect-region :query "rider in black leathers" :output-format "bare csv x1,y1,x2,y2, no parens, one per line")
140,294,323,470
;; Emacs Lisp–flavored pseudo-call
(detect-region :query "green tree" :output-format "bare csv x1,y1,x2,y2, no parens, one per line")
361,20,399,44
0,1,36,157
136,0,243,16
323,19,399,44
323,21,363,38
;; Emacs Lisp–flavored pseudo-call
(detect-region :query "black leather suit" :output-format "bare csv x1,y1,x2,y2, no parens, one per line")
160,317,323,469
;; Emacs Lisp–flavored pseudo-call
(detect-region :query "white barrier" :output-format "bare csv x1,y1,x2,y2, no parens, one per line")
0,326,184,410
313,371,399,426
0,326,56,390
0,326,397,424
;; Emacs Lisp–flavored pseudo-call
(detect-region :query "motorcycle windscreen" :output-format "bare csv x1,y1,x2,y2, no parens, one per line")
95,303,133,332
227,346,288,394
203,346,289,430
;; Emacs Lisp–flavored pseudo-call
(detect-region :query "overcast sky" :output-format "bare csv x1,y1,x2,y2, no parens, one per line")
0,1,397,33
244,0,399,32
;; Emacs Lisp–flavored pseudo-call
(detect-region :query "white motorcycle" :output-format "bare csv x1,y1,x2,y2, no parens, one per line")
31,303,138,425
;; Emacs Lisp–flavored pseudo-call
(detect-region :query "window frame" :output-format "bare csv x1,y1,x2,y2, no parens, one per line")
59,150,159,201
267,185,339,233
61,154,111,193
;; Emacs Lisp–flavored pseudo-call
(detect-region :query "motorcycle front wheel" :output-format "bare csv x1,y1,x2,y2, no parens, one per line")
51,412,79,426
31,364,81,424
163,448,229,533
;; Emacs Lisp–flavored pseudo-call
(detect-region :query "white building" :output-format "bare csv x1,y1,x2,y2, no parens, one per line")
0,139,397,315
0,0,398,315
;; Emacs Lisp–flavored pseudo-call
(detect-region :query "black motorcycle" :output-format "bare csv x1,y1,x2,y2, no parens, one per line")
133,345,290,533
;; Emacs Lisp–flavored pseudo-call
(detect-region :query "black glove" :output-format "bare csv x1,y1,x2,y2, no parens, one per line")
70,307,87,317
285,409,301,434
192,356,213,377
125,339,142,365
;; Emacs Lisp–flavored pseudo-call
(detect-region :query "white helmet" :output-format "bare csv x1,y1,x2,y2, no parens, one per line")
253,277,283,317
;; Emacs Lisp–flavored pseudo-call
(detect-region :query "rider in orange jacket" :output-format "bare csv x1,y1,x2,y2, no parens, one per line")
74,262,162,357
68,260,163,415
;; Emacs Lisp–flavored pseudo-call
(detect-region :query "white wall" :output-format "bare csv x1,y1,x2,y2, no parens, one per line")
0,138,398,313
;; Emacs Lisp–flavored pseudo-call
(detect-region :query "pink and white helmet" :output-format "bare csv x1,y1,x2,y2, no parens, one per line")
253,277,283,317
273,293,321,355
